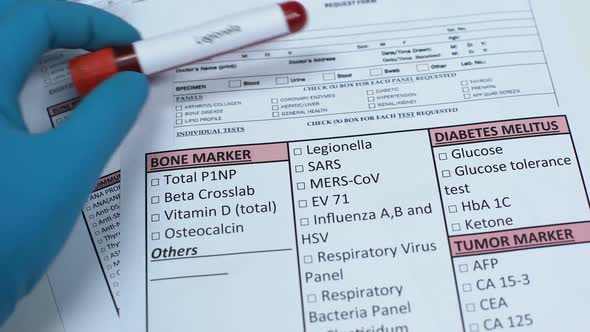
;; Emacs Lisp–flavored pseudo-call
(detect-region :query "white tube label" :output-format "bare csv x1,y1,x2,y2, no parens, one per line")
133,4,290,75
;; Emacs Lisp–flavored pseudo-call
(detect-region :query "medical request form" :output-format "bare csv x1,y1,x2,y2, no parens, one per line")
120,0,590,331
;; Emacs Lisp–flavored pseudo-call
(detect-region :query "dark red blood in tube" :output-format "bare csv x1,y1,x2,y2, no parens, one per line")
280,1,307,33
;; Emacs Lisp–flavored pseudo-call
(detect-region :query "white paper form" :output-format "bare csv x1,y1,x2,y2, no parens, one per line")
121,0,590,331
16,1,141,331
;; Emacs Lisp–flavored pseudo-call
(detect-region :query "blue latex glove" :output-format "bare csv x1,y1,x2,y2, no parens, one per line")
0,0,148,323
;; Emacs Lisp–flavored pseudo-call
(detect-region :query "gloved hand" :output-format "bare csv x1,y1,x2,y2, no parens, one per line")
0,0,148,323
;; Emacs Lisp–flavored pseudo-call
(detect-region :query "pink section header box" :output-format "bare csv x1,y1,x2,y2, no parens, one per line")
47,98,80,117
94,171,120,192
449,221,590,257
147,143,289,172
430,116,569,146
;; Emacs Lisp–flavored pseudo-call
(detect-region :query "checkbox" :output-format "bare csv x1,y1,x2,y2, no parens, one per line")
176,112,182,118
307,294,317,303
151,232,160,240
464,94,471,99
461,80,468,86
369,103,376,109
272,112,279,118
442,170,451,178
303,255,313,264
176,119,183,125
151,214,160,222
296,182,306,190
458,264,468,273
462,87,470,93
113,282,119,287
448,205,458,213
451,223,461,231
107,264,112,269
92,223,97,227
298,200,308,208
295,165,304,173
293,148,302,156
469,324,479,332
368,96,375,102
228,80,242,88
300,218,309,226
89,214,94,219
271,98,278,104
275,76,289,85
98,239,103,244
416,63,430,72
104,256,109,261
151,178,160,186
462,283,472,292
151,196,160,204
101,248,106,253
110,273,115,278
438,153,447,160
466,303,476,312
86,206,91,212
95,231,100,236
366,90,374,95
322,72,335,81
272,105,279,110
175,105,183,111
370,68,383,76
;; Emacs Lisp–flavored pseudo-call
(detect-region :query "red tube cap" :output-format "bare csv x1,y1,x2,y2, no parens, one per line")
280,1,307,33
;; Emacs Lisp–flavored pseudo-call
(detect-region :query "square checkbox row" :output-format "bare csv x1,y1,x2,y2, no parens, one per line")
462,283,472,292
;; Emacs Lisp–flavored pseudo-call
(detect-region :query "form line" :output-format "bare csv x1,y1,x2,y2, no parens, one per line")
150,273,229,282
